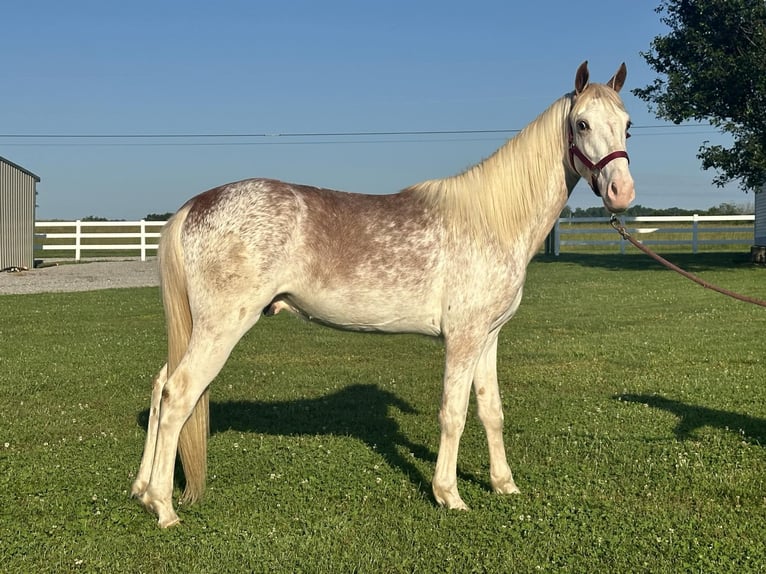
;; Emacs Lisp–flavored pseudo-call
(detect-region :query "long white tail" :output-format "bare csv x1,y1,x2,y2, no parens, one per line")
159,206,209,504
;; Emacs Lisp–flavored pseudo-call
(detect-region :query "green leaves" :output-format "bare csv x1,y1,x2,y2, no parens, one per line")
635,0,766,191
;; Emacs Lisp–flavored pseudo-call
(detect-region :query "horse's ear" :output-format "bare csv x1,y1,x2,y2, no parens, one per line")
607,63,627,93
575,61,589,95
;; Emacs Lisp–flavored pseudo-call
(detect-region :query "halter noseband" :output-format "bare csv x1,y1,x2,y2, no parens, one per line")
567,125,629,197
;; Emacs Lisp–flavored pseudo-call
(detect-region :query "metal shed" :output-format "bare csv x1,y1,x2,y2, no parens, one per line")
0,156,41,270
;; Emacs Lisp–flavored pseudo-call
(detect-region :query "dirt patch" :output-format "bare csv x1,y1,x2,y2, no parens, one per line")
0,259,160,295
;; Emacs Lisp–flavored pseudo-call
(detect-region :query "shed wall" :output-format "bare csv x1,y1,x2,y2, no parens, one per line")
0,158,39,269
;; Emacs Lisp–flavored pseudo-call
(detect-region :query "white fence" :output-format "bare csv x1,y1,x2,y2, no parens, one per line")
35,220,166,261
33,215,755,261
552,214,755,255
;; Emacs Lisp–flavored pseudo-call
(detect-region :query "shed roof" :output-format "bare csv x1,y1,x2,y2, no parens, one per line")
0,155,41,182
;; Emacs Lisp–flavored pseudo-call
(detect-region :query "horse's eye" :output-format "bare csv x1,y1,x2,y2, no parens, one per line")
577,120,589,131
626,121,632,138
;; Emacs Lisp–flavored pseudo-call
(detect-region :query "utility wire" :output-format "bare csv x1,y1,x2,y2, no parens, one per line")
0,124,713,141
0,126,720,148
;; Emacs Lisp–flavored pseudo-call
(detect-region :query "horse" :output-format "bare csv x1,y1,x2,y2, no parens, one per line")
132,61,635,527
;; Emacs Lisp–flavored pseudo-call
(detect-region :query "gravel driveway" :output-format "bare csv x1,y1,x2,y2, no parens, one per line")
0,259,160,295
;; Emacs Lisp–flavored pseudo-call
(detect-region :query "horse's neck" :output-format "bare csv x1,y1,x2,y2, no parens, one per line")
450,96,575,256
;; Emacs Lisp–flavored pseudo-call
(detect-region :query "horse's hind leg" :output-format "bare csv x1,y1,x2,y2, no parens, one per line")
137,346,227,526
139,315,256,527
472,334,519,495
132,364,168,498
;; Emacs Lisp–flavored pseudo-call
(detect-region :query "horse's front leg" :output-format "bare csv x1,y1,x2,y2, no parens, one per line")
432,332,485,510
472,333,519,495
131,364,168,498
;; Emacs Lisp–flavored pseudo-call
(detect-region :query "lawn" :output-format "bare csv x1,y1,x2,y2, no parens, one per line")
1,252,765,572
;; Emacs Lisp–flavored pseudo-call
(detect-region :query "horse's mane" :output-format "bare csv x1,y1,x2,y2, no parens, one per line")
407,84,623,249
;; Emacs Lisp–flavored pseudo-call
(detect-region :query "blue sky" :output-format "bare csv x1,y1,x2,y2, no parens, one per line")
1,0,750,219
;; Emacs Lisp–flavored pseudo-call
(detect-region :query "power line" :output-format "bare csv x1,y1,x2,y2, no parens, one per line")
0,124,713,140
0,125,720,148
1,129,514,139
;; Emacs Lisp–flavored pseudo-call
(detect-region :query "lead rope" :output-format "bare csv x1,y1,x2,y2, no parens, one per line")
609,215,766,308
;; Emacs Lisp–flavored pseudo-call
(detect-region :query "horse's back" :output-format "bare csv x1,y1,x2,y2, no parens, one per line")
174,178,446,334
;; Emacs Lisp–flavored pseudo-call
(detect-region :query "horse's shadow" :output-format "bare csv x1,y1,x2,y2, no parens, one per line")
138,384,439,496
616,393,766,445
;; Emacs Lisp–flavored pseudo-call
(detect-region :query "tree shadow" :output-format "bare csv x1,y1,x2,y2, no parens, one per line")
138,384,442,498
616,393,766,445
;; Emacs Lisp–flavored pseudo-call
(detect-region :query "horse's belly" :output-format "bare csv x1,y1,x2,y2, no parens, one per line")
281,291,442,336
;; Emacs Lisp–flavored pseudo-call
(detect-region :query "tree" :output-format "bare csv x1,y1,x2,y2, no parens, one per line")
145,212,175,221
634,0,766,192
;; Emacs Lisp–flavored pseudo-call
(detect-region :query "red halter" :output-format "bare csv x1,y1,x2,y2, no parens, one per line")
567,125,629,197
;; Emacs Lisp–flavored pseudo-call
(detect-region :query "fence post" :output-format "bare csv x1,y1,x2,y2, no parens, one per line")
75,220,82,262
140,220,147,262
692,214,699,254
554,218,560,256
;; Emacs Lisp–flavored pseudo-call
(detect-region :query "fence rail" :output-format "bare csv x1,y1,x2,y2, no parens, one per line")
551,214,754,256
33,215,755,261
35,220,166,261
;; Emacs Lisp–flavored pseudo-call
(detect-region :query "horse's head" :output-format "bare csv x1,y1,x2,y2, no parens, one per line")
568,61,635,213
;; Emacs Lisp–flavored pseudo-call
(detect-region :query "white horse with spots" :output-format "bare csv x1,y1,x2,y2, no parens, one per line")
133,62,635,527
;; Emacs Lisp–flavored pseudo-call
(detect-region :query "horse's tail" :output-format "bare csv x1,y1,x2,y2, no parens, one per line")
159,205,209,505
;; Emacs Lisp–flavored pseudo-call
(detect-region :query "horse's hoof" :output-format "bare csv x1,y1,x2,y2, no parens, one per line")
444,499,470,511
130,480,147,498
492,478,521,495
158,514,181,528
136,489,180,527
433,487,470,511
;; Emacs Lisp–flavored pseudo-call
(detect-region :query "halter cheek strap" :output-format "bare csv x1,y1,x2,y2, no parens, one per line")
567,125,629,197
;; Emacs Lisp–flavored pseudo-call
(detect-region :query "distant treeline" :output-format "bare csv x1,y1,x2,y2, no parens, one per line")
561,202,754,218
77,212,175,222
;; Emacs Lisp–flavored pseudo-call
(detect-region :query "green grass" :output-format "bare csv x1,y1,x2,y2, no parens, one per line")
1,252,765,572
